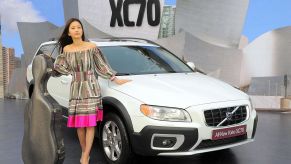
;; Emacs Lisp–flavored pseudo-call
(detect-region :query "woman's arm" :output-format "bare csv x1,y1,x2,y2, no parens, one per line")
53,53,71,76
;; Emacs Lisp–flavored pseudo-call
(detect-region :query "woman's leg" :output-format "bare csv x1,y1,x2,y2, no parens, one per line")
82,127,95,163
77,128,86,161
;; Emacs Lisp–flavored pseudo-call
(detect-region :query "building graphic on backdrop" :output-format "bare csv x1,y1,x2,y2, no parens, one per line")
14,56,21,68
1,47,18,98
2,47,16,94
0,15,4,98
0,15,23,98
2,48,9,95
158,5,176,38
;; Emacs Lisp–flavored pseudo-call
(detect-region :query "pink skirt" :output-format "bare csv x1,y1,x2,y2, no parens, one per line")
67,107,103,128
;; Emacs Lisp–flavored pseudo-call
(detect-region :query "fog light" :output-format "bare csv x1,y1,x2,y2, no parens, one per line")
153,137,177,148
162,139,174,146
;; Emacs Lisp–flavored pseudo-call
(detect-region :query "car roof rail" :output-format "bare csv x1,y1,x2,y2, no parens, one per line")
89,37,160,46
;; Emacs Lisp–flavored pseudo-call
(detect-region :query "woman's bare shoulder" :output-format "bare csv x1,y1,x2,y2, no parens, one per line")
63,45,72,52
86,42,97,49
63,42,97,53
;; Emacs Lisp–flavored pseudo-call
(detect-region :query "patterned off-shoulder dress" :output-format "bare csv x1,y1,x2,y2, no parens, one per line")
53,46,117,128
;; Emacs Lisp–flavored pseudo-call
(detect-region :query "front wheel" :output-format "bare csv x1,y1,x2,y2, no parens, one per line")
100,113,134,164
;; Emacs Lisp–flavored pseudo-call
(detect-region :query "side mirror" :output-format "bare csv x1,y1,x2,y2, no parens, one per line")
187,62,195,70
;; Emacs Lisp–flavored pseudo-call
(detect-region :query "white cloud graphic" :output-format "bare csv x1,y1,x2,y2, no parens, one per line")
0,0,45,33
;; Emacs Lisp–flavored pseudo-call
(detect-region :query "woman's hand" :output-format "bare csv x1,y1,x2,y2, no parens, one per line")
112,77,132,85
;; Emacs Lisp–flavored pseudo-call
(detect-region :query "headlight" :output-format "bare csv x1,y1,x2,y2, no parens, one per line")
140,104,191,122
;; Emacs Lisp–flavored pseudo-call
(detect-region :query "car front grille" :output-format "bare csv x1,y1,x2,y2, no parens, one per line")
204,106,247,127
195,134,247,150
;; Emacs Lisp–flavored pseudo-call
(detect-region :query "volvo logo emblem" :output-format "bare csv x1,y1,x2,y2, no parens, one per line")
226,112,233,121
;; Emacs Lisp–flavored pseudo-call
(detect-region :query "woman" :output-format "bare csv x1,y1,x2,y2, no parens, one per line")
54,18,131,164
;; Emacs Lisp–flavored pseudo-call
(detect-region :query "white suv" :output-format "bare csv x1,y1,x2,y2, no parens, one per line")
26,38,258,164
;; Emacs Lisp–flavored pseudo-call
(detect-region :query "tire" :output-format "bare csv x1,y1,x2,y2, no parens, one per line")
100,112,134,164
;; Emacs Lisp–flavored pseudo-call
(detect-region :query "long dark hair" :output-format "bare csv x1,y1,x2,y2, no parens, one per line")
58,18,86,53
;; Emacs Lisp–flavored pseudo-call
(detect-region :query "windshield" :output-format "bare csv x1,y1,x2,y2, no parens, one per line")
99,46,193,75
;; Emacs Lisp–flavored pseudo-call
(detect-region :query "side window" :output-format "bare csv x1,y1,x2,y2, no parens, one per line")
51,44,60,59
36,44,60,59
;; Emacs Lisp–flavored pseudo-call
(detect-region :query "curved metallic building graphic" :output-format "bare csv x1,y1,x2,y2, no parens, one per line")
175,0,249,48
241,26,291,86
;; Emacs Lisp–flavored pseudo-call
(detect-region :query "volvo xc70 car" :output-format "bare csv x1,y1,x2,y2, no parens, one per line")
26,38,258,164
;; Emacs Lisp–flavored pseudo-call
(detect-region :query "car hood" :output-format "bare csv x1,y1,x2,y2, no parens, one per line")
109,72,249,108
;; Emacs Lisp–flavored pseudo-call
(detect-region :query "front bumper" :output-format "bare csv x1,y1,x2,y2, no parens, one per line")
130,102,258,156
131,126,198,156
